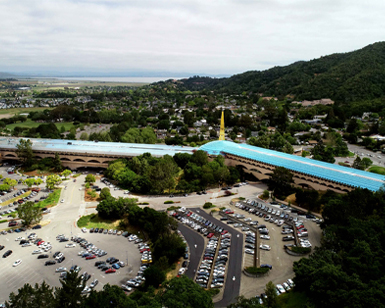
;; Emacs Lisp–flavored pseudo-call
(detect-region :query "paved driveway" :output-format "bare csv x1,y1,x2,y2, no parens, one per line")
189,208,244,308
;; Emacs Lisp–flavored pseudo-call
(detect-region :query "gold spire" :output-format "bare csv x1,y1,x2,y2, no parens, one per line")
219,110,225,140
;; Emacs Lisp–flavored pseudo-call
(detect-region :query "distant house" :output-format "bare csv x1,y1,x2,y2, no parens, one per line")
267,127,276,133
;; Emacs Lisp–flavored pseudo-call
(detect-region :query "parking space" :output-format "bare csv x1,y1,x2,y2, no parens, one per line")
219,197,322,298
0,229,141,301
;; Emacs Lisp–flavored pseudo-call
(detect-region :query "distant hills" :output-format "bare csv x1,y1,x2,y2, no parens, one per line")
171,42,385,103
0,72,18,78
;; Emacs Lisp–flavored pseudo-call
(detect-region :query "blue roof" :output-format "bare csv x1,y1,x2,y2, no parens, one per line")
0,138,196,158
199,140,385,192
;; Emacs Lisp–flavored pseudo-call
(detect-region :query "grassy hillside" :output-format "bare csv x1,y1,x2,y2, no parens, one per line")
171,42,385,103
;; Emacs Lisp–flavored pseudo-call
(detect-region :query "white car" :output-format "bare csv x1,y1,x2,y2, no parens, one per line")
121,285,132,292
178,267,186,275
276,284,286,293
32,249,43,254
282,282,291,291
260,235,270,240
61,199,64,203
81,228,87,233
13,259,22,267
90,279,99,288
65,243,76,248
260,244,271,251
81,287,91,294
55,253,64,260
22,243,32,247
245,249,254,255
56,267,67,272
15,237,24,241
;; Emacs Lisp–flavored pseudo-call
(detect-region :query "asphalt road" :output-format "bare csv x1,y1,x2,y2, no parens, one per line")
190,208,244,308
177,223,204,280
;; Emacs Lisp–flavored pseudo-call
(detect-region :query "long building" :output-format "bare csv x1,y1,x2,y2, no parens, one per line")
0,138,195,169
199,140,385,193
0,137,384,193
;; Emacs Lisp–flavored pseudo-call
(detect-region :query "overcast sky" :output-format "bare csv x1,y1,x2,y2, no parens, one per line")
1,0,384,76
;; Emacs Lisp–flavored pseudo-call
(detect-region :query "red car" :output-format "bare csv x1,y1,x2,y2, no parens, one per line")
207,233,214,238
37,241,45,246
140,248,150,253
221,230,229,235
296,225,304,230
86,255,96,260
225,210,234,214
187,211,192,216
105,268,116,274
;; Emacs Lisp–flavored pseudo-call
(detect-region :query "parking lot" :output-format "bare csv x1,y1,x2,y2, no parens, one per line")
214,197,322,299
0,228,141,301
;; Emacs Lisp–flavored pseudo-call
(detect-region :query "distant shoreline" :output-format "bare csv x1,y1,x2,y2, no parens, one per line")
27,76,187,83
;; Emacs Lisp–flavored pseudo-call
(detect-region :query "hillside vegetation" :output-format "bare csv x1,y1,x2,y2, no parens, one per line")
170,42,385,103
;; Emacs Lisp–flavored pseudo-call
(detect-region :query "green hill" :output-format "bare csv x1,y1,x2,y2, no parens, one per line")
173,42,385,103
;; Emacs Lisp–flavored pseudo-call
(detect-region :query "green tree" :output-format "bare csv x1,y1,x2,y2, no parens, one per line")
53,153,63,172
85,174,96,184
5,282,54,308
268,166,294,198
144,265,166,288
15,138,34,167
54,270,84,308
61,169,72,180
79,132,88,140
46,174,62,190
24,178,36,188
18,201,42,226
158,276,213,308
361,157,373,169
264,281,278,308
0,184,10,191
99,187,111,200
4,178,17,189
227,295,262,308
83,284,138,308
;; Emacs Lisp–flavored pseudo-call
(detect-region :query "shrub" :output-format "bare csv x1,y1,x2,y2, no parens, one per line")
262,190,270,200
290,246,311,254
207,288,220,297
164,200,174,204
203,202,215,209
239,197,246,201
167,206,181,211
245,266,270,275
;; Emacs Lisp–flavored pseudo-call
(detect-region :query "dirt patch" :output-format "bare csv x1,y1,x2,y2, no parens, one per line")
22,169,55,177
75,124,112,139
0,114,13,119
284,193,298,205
84,188,100,202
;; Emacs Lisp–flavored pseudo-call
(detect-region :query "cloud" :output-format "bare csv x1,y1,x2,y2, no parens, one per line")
0,0,384,76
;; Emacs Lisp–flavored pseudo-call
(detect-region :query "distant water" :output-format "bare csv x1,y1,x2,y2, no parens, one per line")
53,77,187,83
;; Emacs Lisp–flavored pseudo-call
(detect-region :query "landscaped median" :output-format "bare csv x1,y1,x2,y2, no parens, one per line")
285,246,311,256
34,189,62,209
0,190,31,207
243,266,270,277
77,213,119,230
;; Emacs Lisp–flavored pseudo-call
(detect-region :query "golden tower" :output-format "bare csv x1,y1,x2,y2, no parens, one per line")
219,110,225,140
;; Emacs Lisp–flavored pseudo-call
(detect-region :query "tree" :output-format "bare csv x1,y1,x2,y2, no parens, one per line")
83,284,138,308
61,169,72,180
158,276,214,308
24,178,36,188
4,178,17,189
361,157,373,169
99,187,111,200
18,201,42,226
5,282,54,308
54,270,85,307
268,166,294,198
79,132,88,140
46,174,62,190
15,139,34,167
53,153,63,172
0,184,10,191
85,174,96,184
144,265,166,288
227,295,262,308
264,281,278,308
